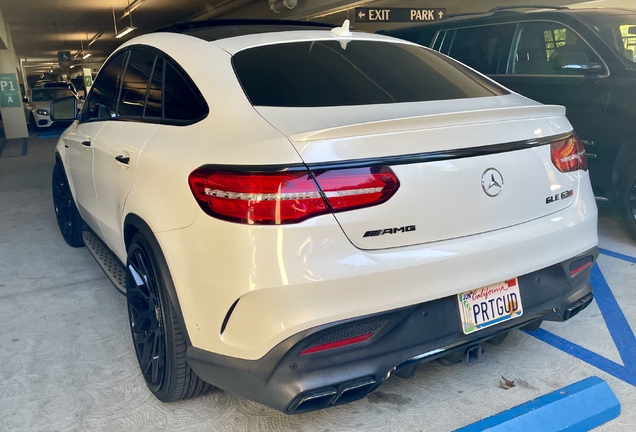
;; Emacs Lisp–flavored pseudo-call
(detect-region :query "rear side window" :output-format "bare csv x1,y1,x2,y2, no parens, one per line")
86,51,126,120
118,49,156,118
447,24,516,74
511,22,604,75
164,63,208,121
232,40,507,107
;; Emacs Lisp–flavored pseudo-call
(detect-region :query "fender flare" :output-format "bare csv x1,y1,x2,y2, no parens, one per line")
123,213,192,346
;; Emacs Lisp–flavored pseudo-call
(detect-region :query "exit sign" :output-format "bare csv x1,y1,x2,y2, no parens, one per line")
355,7,447,22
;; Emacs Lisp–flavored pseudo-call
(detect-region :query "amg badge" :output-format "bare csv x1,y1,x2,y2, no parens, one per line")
546,189,574,204
364,225,416,237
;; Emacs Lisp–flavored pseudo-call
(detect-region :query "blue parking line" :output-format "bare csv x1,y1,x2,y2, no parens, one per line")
525,263,636,386
36,129,64,138
455,376,620,432
599,248,636,264
527,329,635,385
0,139,6,158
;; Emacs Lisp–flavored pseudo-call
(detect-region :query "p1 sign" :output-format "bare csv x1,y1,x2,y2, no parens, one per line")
0,74,22,108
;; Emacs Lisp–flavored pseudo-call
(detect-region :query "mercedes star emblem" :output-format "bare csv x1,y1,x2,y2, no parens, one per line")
481,168,504,197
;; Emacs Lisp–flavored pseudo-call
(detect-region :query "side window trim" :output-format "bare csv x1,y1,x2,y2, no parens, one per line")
507,20,610,78
432,31,444,50
500,23,520,75
142,56,165,120
83,44,208,126
142,56,158,119
442,30,456,55
113,50,131,120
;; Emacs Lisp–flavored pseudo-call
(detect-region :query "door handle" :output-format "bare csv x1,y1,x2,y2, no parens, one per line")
81,140,91,147
115,155,130,165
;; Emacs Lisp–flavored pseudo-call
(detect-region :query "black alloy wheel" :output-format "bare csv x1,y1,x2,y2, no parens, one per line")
126,233,212,401
52,161,85,247
619,164,636,242
127,245,166,392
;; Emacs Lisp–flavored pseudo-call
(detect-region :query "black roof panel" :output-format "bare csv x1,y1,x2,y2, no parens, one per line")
155,19,336,41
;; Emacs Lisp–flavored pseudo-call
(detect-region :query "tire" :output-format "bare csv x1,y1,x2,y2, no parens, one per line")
619,163,636,241
126,233,212,402
28,114,38,133
52,161,85,247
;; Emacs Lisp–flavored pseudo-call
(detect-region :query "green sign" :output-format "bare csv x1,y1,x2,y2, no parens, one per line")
84,75,93,88
0,74,22,108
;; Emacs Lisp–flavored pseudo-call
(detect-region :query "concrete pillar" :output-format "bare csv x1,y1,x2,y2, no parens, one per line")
0,6,28,139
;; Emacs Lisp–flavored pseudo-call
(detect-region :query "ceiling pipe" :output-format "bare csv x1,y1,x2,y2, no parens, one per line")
121,0,146,18
269,0,298,13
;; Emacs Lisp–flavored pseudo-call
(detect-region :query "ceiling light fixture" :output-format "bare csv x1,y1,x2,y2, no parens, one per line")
83,53,91,59
113,5,137,39
116,26,136,39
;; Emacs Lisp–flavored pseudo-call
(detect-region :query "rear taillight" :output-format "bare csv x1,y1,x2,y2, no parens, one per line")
188,166,399,225
551,134,587,173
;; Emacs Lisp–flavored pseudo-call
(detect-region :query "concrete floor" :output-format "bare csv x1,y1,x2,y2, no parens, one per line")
1,136,635,431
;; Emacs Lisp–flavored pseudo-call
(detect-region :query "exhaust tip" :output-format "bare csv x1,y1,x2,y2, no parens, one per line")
564,293,594,320
333,377,377,406
288,388,337,414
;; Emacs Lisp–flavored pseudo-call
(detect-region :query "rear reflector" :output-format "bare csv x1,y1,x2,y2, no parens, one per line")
551,134,587,173
569,255,594,276
188,166,399,225
300,333,373,355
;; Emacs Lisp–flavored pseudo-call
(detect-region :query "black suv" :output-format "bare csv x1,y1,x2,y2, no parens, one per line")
383,7,636,239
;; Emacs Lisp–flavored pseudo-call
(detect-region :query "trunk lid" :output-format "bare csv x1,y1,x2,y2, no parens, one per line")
255,96,578,249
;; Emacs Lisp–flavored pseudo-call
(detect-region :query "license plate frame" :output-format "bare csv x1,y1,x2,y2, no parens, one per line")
457,278,523,335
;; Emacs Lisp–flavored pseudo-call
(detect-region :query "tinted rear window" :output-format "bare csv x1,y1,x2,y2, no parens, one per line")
232,40,507,107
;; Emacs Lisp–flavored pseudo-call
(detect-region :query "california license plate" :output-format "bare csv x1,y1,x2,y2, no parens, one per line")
457,279,523,335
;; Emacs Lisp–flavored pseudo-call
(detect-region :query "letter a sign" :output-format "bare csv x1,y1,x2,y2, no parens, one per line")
0,73,22,108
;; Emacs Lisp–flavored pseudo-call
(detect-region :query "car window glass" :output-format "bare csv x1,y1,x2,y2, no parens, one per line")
618,24,636,63
448,24,516,74
86,51,126,121
233,41,507,108
144,57,163,118
582,14,636,65
511,22,604,75
31,89,74,101
163,62,207,121
117,49,156,118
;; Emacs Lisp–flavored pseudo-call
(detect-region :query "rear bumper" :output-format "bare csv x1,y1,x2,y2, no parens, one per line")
187,247,598,413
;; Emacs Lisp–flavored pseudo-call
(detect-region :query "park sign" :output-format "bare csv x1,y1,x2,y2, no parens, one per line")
355,7,446,22
0,73,22,108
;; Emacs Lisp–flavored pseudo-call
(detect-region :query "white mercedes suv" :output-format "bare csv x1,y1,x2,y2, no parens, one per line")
50,19,598,414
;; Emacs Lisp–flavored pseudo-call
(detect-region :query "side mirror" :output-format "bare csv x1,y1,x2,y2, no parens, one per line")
23,97,29,103
50,96,78,121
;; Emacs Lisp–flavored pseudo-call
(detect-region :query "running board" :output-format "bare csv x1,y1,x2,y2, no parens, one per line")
83,231,126,295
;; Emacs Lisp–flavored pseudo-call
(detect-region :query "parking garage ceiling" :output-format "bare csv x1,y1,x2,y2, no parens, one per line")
0,0,623,73
1,0,266,61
